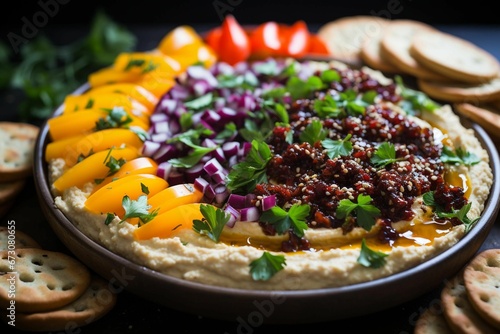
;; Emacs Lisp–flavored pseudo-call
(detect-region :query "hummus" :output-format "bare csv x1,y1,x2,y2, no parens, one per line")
48,59,493,291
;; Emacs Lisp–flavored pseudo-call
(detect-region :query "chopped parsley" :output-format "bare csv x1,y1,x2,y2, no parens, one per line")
441,146,480,166
322,134,353,159
395,75,440,114
226,140,272,194
104,184,158,226
299,119,327,145
249,251,286,281
371,142,402,168
192,204,230,242
357,238,388,268
259,203,310,237
95,106,134,131
423,191,479,233
336,194,381,231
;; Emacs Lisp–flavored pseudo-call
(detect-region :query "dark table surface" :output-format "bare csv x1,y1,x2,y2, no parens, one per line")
1,23,500,334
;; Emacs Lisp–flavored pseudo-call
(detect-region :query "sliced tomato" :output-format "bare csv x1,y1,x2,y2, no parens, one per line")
249,21,281,59
279,20,310,58
204,26,222,55
216,15,251,65
307,34,330,56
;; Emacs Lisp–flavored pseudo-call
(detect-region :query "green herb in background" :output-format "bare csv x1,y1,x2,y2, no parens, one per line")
1,10,137,121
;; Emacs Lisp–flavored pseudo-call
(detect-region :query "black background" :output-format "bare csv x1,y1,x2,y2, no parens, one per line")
0,0,498,35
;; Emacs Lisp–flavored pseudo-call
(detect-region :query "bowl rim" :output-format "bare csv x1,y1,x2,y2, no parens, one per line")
33,81,500,323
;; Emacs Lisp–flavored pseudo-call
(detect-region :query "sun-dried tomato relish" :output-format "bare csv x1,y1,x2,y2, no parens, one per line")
251,63,467,251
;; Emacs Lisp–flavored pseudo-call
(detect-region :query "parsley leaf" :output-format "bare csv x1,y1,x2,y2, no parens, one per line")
286,75,324,100
226,140,272,194
299,119,327,145
192,204,230,242
249,251,286,281
371,142,402,168
95,107,133,131
336,194,381,231
119,194,158,226
259,203,310,237
183,92,214,110
167,129,218,168
423,191,479,233
357,238,388,268
395,75,440,114
322,134,353,159
8,10,136,121
441,146,480,166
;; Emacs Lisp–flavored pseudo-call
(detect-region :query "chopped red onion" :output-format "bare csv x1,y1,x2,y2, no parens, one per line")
261,195,276,211
240,207,260,222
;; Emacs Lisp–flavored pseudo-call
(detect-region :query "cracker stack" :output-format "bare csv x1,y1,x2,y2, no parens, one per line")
414,249,500,333
0,122,40,217
317,17,500,143
0,228,117,331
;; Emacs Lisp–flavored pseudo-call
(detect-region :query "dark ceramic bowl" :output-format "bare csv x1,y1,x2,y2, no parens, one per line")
33,84,500,324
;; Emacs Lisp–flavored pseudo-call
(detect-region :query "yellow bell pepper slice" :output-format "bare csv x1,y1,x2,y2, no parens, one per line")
133,203,210,240
52,146,140,193
45,134,85,162
85,83,159,112
169,43,218,71
88,66,176,98
88,67,142,88
45,128,144,167
147,183,203,215
91,156,158,194
48,108,149,141
85,173,168,217
62,92,150,116
157,25,203,54
135,74,176,99
113,51,181,76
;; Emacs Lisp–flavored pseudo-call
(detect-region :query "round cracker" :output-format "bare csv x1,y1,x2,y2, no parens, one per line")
463,249,500,330
13,275,117,332
0,248,91,313
410,30,500,84
417,77,500,104
317,15,390,67
414,302,454,334
453,103,500,140
441,270,498,333
379,19,451,81
0,179,25,205
0,122,39,183
359,21,400,74
0,226,41,251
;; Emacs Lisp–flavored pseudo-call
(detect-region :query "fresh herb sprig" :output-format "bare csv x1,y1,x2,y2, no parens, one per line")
423,191,479,232
192,204,230,242
3,10,136,121
371,142,402,168
249,251,286,281
395,75,440,115
322,134,353,159
441,146,481,166
336,194,381,231
226,140,272,194
357,238,388,268
259,203,310,237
